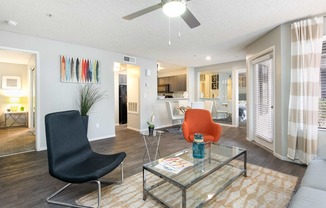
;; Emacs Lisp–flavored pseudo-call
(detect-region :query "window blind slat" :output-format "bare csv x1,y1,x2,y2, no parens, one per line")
255,56,273,142
319,40,326,128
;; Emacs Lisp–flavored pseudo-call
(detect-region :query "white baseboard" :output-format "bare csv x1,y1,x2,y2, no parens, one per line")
88,135,115,142
37,146,47,151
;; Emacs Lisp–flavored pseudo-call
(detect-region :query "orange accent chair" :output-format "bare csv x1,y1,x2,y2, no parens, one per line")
182,109,222,143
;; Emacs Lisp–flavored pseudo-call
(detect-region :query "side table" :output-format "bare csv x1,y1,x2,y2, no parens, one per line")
140,130,164,162
4,111,28,127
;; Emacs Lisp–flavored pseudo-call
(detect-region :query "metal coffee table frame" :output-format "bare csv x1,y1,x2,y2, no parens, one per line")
143,143,247,208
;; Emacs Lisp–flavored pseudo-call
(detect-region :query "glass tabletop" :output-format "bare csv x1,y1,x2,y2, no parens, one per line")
143,143,246,187
140,130,164,136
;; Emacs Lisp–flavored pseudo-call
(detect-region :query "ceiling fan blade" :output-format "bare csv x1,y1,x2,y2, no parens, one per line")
181,8,200,29
123,3,162,20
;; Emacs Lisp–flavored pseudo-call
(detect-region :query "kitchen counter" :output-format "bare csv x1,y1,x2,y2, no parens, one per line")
156,98,189,101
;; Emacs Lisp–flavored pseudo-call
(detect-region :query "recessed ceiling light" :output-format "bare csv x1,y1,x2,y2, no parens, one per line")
206,56,211,60
5,20,18,26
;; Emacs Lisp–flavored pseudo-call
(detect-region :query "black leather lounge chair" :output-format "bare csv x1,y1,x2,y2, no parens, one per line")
45,110,126,207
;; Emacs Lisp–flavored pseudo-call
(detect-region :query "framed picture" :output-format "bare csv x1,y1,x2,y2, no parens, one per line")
212,75,217,82
60,55,100,83
242,77,246,87
239,76,246,87
2,76,21,89
212,82,217,90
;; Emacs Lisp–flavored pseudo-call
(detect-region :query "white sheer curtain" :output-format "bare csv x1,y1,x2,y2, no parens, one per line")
287,17,324,164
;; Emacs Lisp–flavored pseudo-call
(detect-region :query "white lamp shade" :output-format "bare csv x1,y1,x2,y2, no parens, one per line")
9,97,20,103
163,1,186,17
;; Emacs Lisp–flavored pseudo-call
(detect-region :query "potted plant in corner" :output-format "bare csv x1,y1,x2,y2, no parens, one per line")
147,114,155,135
77,84,106,134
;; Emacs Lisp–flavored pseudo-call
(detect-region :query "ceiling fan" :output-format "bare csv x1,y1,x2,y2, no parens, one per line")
122,0,200,29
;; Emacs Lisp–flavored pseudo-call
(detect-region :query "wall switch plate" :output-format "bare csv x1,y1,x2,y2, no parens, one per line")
145,69,151,76
96,123,100,128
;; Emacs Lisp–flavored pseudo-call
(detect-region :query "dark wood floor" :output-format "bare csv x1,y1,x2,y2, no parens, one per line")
0,125,306,207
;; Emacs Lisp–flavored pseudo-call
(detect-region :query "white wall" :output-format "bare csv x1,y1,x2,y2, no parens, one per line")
158,68,187,77
187,67,195,102
137,57,157,131
127,66,140,130
0,30,156,150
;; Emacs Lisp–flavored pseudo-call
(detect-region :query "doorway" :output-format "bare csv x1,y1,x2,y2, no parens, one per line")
0,49,36,157
199,69,247,128
238,72,247,128
114,62,141,130
252,53,274,151
119,74,127,124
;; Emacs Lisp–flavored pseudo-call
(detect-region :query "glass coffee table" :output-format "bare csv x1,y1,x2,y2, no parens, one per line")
143,143,247,208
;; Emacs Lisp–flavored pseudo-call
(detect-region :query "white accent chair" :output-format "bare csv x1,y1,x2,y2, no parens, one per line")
166,101,184,126
178,100,189,108
204,100,214,114
191,101,204,109
214,100,228,119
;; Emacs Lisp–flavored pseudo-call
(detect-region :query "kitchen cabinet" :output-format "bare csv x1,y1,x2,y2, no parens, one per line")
158,77,169,85
158,74,186,92
170,75,186,91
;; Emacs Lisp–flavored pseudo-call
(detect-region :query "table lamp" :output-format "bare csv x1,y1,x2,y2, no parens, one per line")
9,97,20,112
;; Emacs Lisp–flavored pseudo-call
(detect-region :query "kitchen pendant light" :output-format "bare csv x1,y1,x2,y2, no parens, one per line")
162,0,186,17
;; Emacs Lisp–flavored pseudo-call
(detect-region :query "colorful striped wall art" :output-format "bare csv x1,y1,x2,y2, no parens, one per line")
60,55,100,83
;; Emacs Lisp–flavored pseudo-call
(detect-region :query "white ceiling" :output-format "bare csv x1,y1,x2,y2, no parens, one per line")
0,0,325,68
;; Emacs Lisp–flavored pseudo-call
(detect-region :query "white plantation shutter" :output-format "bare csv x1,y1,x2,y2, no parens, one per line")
319,40,326,128
254,55,273,142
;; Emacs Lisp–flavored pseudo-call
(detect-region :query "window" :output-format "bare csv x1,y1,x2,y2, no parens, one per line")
319,40,326,128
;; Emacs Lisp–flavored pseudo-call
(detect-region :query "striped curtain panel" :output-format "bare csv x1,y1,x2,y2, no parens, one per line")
287,17,324,164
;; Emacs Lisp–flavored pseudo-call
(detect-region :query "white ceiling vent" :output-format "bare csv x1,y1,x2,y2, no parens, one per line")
123,55,136,64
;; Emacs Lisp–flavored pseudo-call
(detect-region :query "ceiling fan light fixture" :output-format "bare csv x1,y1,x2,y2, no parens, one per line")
163,0,186,17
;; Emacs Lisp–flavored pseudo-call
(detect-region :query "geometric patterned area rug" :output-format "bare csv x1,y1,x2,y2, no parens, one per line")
76,163,298,208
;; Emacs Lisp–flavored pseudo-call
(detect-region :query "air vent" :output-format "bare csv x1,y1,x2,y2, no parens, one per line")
128,102,138,114
123,55,136,64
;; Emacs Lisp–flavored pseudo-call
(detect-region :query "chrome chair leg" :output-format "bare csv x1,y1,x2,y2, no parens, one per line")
121,162,124,183
101,162,124,184
95,180,101,208
47,163,124,208
47,182,94,208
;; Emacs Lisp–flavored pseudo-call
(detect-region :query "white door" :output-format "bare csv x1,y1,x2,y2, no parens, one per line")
253,54,274,150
